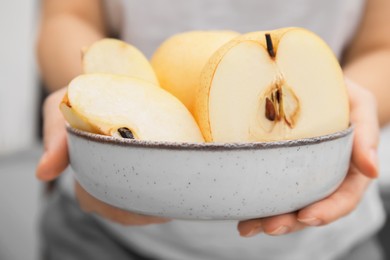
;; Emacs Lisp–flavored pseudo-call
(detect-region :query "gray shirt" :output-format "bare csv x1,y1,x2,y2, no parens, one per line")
61,0,387,259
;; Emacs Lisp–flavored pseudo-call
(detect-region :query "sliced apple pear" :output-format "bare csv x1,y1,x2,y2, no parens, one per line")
82,38,159,85
61,74,204,143
151,31,239,113
196,28,349,142
60,95,98,133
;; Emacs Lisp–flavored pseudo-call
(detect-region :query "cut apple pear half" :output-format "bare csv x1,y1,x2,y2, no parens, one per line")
151,31,240,114
196,28,349,142
82,38,159,85
60,74,204,143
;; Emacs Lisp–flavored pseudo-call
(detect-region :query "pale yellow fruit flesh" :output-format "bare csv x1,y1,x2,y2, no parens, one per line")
198,28,349,142
83,39,159,85
274,29,349,139
209,41,276,142
60,102,97,133
62,74,204,143
151,31,239,114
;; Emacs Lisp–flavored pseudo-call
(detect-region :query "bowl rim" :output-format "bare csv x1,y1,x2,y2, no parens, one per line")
67,125,354,151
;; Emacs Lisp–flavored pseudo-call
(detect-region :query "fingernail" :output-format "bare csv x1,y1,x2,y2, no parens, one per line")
36,153,48,176
269,225,290,235
298,217,322,226
39,152,48,165
36,153,56,181
243,226,263,237
369,149,379,177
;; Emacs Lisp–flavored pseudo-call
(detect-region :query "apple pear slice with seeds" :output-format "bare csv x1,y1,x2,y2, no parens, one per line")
151,31,240,114
83,38,159,85
60,74,204,142
196,28,349,142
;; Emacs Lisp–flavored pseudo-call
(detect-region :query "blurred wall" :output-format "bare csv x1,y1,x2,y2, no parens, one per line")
0,0,38,155
0,1,41,260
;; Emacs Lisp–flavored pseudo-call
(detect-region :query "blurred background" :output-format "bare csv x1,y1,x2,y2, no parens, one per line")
0,1,42,260
0,1,389,260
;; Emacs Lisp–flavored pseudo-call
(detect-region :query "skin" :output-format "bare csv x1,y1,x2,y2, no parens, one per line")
36,0,388,236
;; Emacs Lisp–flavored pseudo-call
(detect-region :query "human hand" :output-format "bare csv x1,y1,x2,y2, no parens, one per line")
75,182,170,225
36,87,69,181
36,88,170,225
237,79,379,237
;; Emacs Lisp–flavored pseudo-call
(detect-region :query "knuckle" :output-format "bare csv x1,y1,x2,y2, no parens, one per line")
42,96,53,111
367,92,377,107
360,89,376,106
43,90,64,110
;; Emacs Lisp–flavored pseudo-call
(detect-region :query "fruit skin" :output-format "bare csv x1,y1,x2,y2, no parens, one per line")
61,73,204,143
82,38,159,85
151,31,240,114
195,37,248,142
60,95,99,134
195,27,349,142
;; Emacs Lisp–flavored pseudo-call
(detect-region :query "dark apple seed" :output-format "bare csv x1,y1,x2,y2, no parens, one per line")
118,127,135,139
265,34,276,58
275,89,281,103
265,98,276,121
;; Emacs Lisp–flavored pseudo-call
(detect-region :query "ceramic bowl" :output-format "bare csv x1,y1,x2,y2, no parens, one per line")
67,126,354,220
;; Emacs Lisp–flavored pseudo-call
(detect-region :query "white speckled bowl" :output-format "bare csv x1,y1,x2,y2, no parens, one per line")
67,126,354,220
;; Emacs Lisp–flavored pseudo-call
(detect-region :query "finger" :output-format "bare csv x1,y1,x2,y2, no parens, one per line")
261,213,306,235
75,182,170,226
36,88,69,181
345,78,379,178
237,219,263,237
298,165,371,226
36,133,68,181
238,212,306,237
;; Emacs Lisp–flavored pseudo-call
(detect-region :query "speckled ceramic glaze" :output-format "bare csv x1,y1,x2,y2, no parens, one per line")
67,126,354,220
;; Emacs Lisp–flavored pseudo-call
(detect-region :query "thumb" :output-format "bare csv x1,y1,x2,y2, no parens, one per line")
346,78,379,178
36,88,69,181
